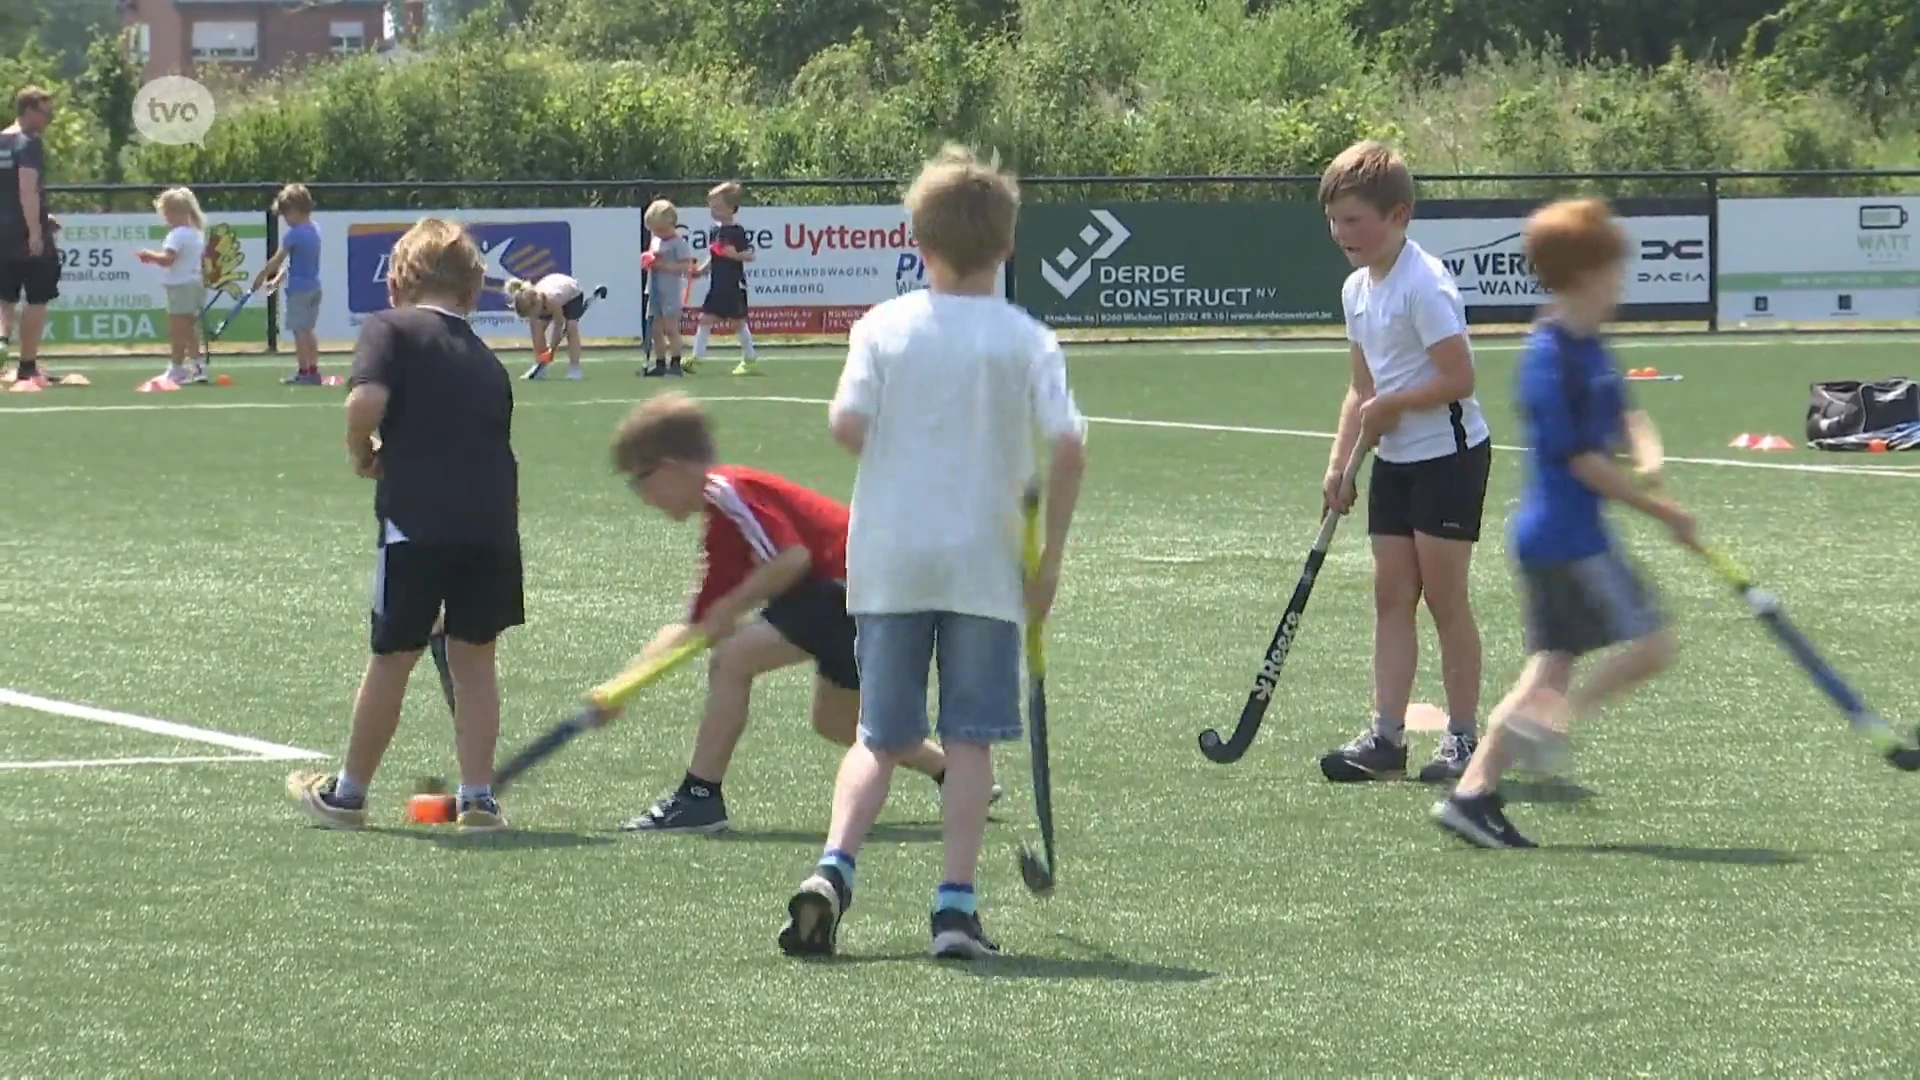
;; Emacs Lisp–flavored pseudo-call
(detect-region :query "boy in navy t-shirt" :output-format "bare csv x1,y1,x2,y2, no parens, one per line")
1432,198,1700,849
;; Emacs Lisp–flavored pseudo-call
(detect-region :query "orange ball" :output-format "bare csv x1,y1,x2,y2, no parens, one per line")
406,793,455,824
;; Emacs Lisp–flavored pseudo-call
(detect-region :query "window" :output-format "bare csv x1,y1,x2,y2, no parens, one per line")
329,20,367,54
131,23,151,64
190,20,259,62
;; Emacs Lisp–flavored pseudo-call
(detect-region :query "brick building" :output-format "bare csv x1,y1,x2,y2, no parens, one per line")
121,0,393,82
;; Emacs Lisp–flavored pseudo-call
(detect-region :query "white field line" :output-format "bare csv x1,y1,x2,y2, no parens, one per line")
0,754,282,771
0,688,327,761
5,392,1919,480
16,329,1920,374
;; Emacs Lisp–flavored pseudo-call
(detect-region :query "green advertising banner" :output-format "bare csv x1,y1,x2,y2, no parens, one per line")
1015,202,1350,328
39,213,269,346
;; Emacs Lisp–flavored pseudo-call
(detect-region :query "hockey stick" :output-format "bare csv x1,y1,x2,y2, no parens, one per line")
413,635,709,811
1198,443,1372,764
1016,484,1056,895
1699,547,1920,771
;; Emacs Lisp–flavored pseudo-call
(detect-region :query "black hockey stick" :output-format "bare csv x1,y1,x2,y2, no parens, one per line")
1016,485,1056,894
1198,444,1371,764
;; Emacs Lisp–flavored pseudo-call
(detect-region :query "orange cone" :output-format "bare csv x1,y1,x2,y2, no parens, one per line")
1756,434,1794,451
1729,433,1757,449
57,373,90,387
214,374,233,387
9,379,42,394
321,375,344,387
136,377,180,393
1869,438,1889,453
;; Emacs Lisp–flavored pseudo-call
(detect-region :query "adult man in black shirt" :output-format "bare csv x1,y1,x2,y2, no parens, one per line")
287,218,525,833
1,86,59,386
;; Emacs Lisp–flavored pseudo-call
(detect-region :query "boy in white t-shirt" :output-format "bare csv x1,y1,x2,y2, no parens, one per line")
1315,140,1493,785
779,145,1087,962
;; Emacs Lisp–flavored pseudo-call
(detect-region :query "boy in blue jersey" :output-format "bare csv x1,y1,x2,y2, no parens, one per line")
1432,197,1699,849
255,184,325,384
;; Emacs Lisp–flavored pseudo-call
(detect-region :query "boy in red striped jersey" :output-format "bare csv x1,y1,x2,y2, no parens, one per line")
607,392,957,833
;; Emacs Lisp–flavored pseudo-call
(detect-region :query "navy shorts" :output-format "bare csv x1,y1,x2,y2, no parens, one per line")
1519,550,1665,657
370,537,525,655
1369,439,1492,542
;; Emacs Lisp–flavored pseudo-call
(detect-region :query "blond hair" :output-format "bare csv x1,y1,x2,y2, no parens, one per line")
273,183,314,216
904,144,1019,279
611,392,718,476
387,218,486,309
155,187,206,231
707,182,743,211
1524,198,1628,293
503,277,542,318
1317,140,1416,217
644,199,679,231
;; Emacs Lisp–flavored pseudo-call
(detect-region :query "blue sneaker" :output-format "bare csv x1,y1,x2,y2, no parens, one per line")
281,371,322,385
930,908,999,960
456,793,509,833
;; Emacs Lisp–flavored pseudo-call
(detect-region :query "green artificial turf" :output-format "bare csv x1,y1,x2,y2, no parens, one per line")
5,335,1920,1076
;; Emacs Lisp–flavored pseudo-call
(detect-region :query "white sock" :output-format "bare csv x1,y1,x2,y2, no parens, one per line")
737,325,756,359
693,324,711,359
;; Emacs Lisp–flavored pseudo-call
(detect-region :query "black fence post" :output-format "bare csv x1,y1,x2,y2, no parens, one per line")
264,198,280,354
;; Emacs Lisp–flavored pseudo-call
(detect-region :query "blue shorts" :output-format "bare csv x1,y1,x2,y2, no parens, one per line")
853,612,1023,751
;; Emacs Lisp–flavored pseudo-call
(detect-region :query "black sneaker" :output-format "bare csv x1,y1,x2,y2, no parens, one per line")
1319,729,1407,782
640,363,668,378
1417,732,1478,783
620,788,731,834
667,359,684,377
1432,791,1536,849
779,865,849,958
930,908,1000,960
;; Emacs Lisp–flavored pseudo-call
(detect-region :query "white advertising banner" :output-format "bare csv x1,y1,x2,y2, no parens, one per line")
1717,197,1920,323
43,212,268,345
308,208,645,342
307,204,1002,343
1409,213,1711,310
665,204,1005,334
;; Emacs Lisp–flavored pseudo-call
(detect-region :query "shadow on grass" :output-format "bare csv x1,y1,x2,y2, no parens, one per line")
1553,843,1805,865
1503,777,1600,804
366,826,617,851
711,821,946,846
812,934,1217,984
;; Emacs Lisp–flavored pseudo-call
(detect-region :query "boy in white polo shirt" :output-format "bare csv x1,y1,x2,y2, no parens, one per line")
1316,139,1492,785
777,144,1088,961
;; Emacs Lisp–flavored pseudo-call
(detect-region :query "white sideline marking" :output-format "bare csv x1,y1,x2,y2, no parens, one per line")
0,688,327,761
0,754,274,771
4,391,1917,480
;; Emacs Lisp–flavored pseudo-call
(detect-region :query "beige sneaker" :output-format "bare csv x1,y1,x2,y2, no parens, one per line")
287,771,367,830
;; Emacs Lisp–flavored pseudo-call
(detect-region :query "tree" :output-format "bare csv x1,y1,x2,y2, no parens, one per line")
1747,0,1918,125
75,28,141,183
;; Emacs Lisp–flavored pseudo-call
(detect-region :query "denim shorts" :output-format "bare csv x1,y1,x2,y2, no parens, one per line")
854,611,1023,750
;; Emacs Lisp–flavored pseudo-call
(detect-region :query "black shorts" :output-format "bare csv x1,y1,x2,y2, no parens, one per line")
760,577,858,691
1368,439,1493,542
370,538,526,655
0,252,60,307
1519,550,1665,657
700,284,748,321
537,294,588,324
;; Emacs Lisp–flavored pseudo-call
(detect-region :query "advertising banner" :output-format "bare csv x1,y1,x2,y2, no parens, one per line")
41,212,268,346
308,208,645,342
1717,197,1920,323
1411,199,1712,321
667,204,1004,335
308,205,1004,343
1013,203,1350,328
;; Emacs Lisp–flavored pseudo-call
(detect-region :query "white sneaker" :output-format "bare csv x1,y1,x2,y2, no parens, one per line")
184,364,210,385
162,364,192,385
566,366,584,381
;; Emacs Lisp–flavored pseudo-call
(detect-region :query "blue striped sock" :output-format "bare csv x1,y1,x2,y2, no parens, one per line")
818,849,855,892
933,882,976,916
